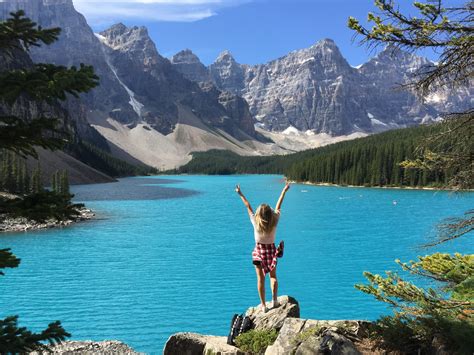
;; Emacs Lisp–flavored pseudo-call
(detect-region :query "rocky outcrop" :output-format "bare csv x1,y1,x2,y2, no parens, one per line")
245,295,300,331
30,340,141,354
265,318,371,355
0,207,94,233
164,333,244,355
171,49,211,83
209,50,246,95
163,296,374,355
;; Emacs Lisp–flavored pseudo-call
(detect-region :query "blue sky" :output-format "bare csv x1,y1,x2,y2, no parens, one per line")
73,0,445,66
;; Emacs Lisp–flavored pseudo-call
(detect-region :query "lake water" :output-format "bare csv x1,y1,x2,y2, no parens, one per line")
0,175,473,353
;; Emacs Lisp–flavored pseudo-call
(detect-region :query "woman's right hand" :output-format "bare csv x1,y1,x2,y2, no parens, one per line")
283,182,290,192
235,184,241,195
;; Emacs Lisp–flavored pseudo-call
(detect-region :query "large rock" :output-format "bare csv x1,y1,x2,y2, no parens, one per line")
246,295,300,331
30,340,140,354
163,333,244,355
265,318,370,355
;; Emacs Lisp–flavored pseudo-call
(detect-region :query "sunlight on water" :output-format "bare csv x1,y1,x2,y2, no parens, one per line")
0,175,472,352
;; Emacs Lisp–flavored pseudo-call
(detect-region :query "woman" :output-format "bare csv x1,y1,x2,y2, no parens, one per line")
235,182,290,312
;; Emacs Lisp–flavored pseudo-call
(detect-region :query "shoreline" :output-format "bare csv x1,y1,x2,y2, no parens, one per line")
287,180,472,192
0,207,95,233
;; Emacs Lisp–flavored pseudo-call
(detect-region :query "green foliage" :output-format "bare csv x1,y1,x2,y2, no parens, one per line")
0,10,60,54
348,1,473,95
291,325,321,345
0,249,20,275
234,329,278,354
176,149,295,175
0,191,83,222
51,170,70,196
369,314,474,354
0,316,70,353
0,151,29,194
0,11,98,159
68,141,158,177
178,124,461,189
0,116,65,159
0,63,98,105
356,254,473,353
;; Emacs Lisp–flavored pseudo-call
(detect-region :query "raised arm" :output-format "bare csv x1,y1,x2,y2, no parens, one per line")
235,184,254,216
275,182,290,213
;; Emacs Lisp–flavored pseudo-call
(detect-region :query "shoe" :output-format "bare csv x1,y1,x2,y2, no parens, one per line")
276,241,284,257
259,304,268,313
271,299,280,308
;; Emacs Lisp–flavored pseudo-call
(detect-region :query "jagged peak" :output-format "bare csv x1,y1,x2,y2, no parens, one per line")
372,44,431,65
316,38,336,46
101,23,128,37
171,49,202,64
100,23,154,47
215,50,236,63
310,38,340,52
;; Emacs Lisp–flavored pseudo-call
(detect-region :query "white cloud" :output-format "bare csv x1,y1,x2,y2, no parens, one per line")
72,0,250,24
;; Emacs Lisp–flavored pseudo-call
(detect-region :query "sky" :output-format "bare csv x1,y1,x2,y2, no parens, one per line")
72,0,447,67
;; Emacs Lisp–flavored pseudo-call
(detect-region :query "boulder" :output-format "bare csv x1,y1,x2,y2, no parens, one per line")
266,318,369,355
246,295,300,331
163,333,244,355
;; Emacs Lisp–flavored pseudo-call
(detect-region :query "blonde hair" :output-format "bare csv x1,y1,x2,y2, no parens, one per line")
255,204,278,234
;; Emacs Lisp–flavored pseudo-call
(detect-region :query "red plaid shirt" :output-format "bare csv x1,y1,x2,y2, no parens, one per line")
252,242,284,275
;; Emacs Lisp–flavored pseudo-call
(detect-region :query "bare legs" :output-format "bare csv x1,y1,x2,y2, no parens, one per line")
255,265,266,307
269,268,278,302
254,265,278,307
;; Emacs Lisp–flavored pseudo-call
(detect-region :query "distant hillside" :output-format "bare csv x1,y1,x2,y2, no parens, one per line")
177,124,455,188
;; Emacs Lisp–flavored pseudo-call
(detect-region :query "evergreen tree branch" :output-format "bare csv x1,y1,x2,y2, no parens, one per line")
0,316,70,353
0,248,20,275
0,10,60,55
0,116,67,158
0,63,99,105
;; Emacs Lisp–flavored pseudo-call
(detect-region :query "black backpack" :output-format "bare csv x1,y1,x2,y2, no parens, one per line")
227,313,253,345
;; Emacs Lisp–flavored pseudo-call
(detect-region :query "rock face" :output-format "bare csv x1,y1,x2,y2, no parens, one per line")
163,333,244,355
171,49,211,83
164,296,377,355
265,318,370,355
0,0,261,171
246,295,300,331
172,41,472,136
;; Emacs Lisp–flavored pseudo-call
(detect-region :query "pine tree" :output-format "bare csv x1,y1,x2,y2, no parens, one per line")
0,10,100,352
349,1,473,352
60,170,69,196
0,10,99,159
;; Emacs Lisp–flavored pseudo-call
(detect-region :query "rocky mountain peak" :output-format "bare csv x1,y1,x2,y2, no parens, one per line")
100,24,155,52
170,49,210,82
103,22,128,36
171,49,201,64
215,50,236,63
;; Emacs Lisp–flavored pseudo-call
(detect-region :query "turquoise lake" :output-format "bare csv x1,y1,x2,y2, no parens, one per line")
0,175,473,353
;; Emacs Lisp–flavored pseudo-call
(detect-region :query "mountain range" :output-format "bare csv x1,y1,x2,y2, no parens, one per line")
0,0,471,176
